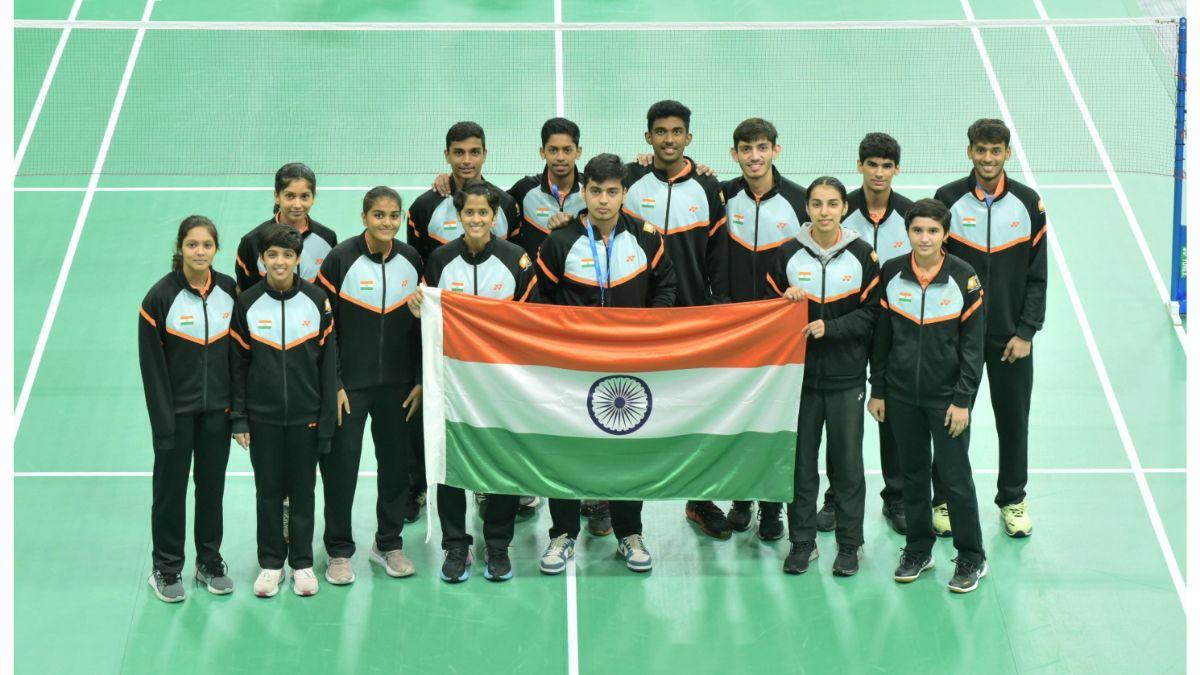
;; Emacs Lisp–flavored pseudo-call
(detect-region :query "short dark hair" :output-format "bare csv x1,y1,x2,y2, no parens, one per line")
452,179,501,213
905,198,952,231
967,118,1010,146
273,162,316,213
646,100,691,132
858,132,901,164
258,222,304,256
732,118,778,147
172,215,219,270
806,176,848,203
582,153,627,187
362,186,402,215
541,117,580,146
446,121,486,149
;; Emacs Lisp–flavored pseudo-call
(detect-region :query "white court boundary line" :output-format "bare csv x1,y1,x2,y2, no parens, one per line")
12,17,1179,31
1031,0,1187,351
10,467,1187,478
962,0,1186,613
11,183,1113,193
13,0,157,434
14,0,85,173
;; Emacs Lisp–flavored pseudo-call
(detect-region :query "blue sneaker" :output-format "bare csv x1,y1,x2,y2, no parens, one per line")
617,534,653,572
539,534,575,575
439,546,473,583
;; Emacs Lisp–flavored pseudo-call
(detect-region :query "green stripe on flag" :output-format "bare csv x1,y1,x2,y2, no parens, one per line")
444,422,797,502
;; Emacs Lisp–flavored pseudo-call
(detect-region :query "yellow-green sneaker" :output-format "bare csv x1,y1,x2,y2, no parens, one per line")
932,503,952,537
1000,501,1032,538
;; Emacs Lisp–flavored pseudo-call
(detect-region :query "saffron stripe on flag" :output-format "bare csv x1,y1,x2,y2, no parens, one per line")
440,291,807,372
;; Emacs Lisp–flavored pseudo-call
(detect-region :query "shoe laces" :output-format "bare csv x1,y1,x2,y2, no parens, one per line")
445,547,470,563
899,549,925,568
694,501,724,520
158,571,181,585
951,557,981,576
199,560,228,578
790,540,815,556
256,569,280,583
837,543,859,557
546,534,572,557
1006,503,1027,518
294,568,316,581
623,534,647,555
934,503,949,515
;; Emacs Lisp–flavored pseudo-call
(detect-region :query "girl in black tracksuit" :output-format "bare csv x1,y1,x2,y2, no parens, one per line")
230,224,338,597
139,216,237,601
869,198,988,593
766,177,880,577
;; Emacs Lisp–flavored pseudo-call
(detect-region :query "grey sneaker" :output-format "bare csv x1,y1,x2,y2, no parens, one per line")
539,534,575,575
195,560,234,595
325,557,355,585
617,534,653,572
148,570,185,603
370,545,415,578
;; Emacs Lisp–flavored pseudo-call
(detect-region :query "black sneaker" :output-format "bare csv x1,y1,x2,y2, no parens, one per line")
815,500,836,532
583,500,613,537
757,504,785,541
783,540,818,574
483,548,513,582
516,495,541,520
148,570,185,603
832,544,862,577
893,550,935,583
948,558,989,594
685,500,732,540
882,501,908,535
195,559,234,595
404,487,427,524
727,501,753,532
439,546,473,583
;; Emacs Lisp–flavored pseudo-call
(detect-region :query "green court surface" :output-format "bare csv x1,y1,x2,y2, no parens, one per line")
12,0,1188,673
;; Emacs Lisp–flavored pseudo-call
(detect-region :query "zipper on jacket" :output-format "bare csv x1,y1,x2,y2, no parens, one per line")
664,181,674,235
915,285,927,407
471,251,479,295
378,255,387,385
751,197,761,299
201,293,210,410
280,294,288,422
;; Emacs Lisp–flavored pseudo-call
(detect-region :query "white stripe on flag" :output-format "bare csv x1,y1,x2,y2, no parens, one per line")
443,360,804,438
420,287,448,544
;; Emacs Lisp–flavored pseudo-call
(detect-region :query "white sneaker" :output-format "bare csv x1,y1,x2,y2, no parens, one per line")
292,567,319,596
617,534,653,572
325,557,355,585
370,545,416,578
932,503,952,537
539,534,575,575
253,568,283,598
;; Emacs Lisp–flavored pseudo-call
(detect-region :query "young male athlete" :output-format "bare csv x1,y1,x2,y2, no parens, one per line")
719,117,807,539
934,119,1046,539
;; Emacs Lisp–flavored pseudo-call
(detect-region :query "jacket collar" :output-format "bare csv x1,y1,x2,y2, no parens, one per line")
453,234,497,263
355,231,397,262
539,165,581,202
648,157,695,184
967,171,1008,202
262,274,303,300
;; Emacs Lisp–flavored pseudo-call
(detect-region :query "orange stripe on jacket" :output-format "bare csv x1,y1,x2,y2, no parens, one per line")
536,254,559,283
765,273,785,298
1032,225,1047,246
961,296,983,322
947,231,987,253
165,327,205,345
317,271,337,294
439,292,807,372
319,320,335,346
518,276,538,303
859,276,879,302
230,329,250,349
139,307,157,328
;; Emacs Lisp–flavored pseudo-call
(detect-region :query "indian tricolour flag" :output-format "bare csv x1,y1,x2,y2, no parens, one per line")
420,288,807,502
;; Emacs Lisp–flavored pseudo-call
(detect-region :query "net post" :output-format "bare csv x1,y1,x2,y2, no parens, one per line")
1170,16,1187,323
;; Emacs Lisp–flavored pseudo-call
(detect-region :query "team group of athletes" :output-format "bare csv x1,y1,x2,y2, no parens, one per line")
138,99,1045,602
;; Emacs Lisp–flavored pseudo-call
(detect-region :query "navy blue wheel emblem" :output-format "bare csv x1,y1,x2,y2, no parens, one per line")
587,375,653,435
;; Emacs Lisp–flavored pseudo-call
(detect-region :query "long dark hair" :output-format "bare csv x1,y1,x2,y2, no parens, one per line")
272,162,317,214
172,215,219,270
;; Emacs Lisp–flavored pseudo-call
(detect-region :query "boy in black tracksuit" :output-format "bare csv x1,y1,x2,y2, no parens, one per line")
624,100,732,538
315,187,424,584
765,178,881,576
870,198,988,593
720,117,808,537
139,217,237,601
934,119,1046,538
421,180,538,582
534,154,677,574
230,225,338,597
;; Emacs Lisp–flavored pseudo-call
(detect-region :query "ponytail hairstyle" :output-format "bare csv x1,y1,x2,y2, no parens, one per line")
172,215,219,270
273,162,317,214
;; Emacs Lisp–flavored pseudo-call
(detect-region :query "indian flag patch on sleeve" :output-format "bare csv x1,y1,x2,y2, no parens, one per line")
257,318,273,330
359,279,375,293
796,270,812,283
580,257,595,270
898,291,913,303
962,216,977,227
450,280,466,293
179,314,194,326
640,197,656,210
732,214,745,226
